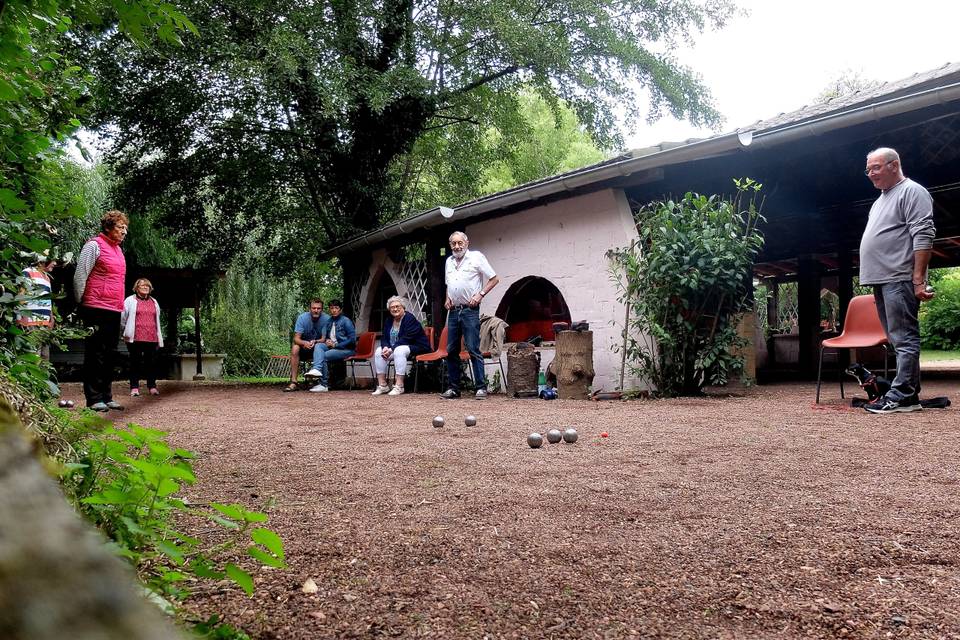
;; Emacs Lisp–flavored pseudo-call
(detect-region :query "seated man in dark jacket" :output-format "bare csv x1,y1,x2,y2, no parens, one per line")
310,299,356,393
371,295,431,396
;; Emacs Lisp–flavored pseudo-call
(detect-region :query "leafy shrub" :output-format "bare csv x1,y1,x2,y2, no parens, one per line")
920,271,960,350
609,179,765,396
59,413,285,627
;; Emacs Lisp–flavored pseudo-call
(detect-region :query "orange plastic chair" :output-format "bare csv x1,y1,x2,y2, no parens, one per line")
345,331,377,389
384,325,436,381
413,326,449,392
816,294,890,403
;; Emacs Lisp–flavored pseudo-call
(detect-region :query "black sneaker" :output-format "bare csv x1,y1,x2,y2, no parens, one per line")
864,396,922,414
439,388,461,400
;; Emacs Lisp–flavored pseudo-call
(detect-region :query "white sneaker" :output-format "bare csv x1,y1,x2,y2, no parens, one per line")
371,385,391,396
305,368,323,378
387,386,404,396
309,384,329,393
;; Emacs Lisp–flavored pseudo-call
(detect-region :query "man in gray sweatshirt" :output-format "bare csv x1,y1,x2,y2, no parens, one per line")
859,147,935,414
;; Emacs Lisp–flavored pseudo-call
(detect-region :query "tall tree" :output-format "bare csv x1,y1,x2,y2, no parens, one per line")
89,0,735,266
396,90,608,213
0,0,193,384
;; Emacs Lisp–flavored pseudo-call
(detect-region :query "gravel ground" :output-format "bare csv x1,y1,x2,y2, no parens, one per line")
60,380,960,639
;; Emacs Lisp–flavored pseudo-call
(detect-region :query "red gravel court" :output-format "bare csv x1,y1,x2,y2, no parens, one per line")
61,380,960,638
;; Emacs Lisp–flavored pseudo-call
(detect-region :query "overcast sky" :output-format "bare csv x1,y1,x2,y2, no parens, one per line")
626,0,960,149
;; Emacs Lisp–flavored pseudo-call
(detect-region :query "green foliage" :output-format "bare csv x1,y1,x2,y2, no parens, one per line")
398,91,608,214
203,266,310,375
0,0,195,395
59,413,285,614
609,179,766,396
88,0,734,267
920,269,960,350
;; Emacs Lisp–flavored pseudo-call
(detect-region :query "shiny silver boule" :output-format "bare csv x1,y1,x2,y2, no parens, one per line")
433,416,445,428
562,428,578,444
58,399,69,408
464,415,477,427
546,429,562,444
527,432,544,448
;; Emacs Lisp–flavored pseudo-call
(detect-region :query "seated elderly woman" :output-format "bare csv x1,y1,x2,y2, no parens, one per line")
372,296,431,396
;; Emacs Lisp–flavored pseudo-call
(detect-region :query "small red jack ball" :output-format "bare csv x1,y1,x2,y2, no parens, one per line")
600,431,609,438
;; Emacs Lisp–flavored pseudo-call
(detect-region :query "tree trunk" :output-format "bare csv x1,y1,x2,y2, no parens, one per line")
0,398,181,640
550,330,595,400
506,342,539,396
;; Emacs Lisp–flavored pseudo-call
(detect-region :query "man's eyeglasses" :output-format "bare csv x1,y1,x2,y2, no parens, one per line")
864,160,895,176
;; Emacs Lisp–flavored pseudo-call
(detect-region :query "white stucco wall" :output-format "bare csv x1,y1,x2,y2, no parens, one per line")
465,188,641,391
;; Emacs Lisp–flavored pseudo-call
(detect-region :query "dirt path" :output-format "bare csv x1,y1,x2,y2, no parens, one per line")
61,381,960,639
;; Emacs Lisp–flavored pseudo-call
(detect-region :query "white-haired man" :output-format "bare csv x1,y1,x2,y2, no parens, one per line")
440,231,499,399
859,147,935,414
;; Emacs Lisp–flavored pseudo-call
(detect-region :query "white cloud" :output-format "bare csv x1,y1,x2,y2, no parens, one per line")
626,0,959,148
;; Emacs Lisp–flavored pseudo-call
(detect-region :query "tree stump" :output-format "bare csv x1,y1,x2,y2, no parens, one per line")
549,330,595,400
506,342,540,396
0,398,179,640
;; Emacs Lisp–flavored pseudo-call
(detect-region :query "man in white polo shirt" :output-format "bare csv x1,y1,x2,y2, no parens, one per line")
440,231,500,399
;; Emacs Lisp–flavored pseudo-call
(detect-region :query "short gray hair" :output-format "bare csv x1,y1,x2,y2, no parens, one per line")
386,295,406,310
867,147,900,164
448,231,468,243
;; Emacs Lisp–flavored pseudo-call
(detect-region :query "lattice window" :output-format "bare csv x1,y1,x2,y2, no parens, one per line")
918,115,960,166
351,267,370,321
398,259,430,323
776,282,799,333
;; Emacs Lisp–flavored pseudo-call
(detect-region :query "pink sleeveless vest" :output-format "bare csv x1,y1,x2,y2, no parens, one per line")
81,234,126,312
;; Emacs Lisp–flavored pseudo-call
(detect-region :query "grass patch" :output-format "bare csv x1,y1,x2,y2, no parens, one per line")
920,350,960,362
222,376,288,384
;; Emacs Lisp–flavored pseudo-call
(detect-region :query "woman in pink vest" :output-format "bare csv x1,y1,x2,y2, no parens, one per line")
121,278,163,397
73,210,128,412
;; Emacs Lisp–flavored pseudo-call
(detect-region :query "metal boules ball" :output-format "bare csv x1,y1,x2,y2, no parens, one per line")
66,400,75,408
464,415,477,427
57,399,69,408
562,428,579,444
527,432,544,449
433,416,445,428
546,429,562,444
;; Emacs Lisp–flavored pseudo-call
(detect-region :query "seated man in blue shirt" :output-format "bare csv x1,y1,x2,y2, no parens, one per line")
284,298,330,392
310,299,357,393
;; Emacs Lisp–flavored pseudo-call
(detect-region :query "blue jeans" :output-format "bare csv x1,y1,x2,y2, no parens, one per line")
873,282,921,401
446,306,484,392
315,345,355,386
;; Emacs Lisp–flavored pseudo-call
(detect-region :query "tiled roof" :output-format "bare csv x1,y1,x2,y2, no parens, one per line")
735,62,960,134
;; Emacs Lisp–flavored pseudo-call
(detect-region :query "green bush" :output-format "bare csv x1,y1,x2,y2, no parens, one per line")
921,272,960,350
609,179,765,396
57,410,284,634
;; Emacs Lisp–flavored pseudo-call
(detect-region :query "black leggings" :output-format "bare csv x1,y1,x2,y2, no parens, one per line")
128,341,158,389
81,306,121,405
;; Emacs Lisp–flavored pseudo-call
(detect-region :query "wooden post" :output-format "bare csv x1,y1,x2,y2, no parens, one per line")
428,233,448,332
551,330,595,400
797,256,820,378
837,250,854,369
193,289,204,380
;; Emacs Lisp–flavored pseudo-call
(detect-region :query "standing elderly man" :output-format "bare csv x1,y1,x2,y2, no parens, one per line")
440,231,500,399
859,147,935,414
